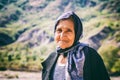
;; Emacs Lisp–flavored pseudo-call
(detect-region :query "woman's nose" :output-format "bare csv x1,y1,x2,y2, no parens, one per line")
60,32,67,38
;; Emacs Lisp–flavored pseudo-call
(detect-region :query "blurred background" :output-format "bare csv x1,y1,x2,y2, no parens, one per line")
0,0,120,80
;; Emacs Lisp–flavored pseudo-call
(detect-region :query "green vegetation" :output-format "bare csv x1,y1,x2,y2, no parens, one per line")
0,43,43,71
98,44,120,74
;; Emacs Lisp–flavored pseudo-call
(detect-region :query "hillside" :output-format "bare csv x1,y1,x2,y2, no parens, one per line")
0,0,120,74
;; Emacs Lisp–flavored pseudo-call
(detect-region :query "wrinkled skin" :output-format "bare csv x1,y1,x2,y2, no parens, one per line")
54,19,75,49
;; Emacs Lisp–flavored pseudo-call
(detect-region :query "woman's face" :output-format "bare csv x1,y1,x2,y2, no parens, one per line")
55,19,75,49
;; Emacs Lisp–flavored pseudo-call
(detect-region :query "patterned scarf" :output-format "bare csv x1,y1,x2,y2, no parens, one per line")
57,42,87,80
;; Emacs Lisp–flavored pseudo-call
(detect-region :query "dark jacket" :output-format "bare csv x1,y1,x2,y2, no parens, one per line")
41,46,110,80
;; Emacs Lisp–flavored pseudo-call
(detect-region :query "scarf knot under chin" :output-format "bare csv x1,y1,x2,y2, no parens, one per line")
57,42,88,80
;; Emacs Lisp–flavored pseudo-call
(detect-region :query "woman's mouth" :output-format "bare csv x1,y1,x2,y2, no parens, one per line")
59,40,68,43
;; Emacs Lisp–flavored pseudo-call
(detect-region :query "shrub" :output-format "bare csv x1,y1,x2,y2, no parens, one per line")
98,44,120,73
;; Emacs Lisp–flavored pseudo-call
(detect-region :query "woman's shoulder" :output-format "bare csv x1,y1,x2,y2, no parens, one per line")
83,46,101,57
83,46,104,63
42,51,56,62
41,51,57,68
46,51,57,59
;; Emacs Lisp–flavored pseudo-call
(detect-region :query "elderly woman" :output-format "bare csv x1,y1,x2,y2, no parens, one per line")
42,11,110,80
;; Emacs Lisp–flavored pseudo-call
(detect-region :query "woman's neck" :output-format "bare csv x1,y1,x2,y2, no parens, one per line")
57,54,67,66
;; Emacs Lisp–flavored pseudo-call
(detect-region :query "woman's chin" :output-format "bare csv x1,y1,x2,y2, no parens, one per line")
60,47,66,49
59,45,70,49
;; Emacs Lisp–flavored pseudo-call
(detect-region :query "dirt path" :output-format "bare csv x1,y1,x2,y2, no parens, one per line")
111,76,120,80
0,70,41,80
0,70,120,80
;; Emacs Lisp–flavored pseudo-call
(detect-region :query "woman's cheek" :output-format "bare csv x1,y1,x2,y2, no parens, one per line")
54,33,59,43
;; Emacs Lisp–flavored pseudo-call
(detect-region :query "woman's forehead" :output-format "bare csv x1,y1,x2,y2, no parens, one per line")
56,20,74,29
58,18,74,25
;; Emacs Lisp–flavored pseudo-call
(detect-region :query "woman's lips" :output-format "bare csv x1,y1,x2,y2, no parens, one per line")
58,40,68,45
58,40,68,44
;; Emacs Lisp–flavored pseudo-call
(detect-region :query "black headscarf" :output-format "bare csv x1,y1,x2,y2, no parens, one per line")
54,11,83,53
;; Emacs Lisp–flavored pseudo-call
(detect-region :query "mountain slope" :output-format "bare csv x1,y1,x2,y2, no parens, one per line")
0,0,120,73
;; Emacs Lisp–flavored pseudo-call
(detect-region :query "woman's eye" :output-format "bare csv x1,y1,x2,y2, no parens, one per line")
67,29,72,32
56,29,62,33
